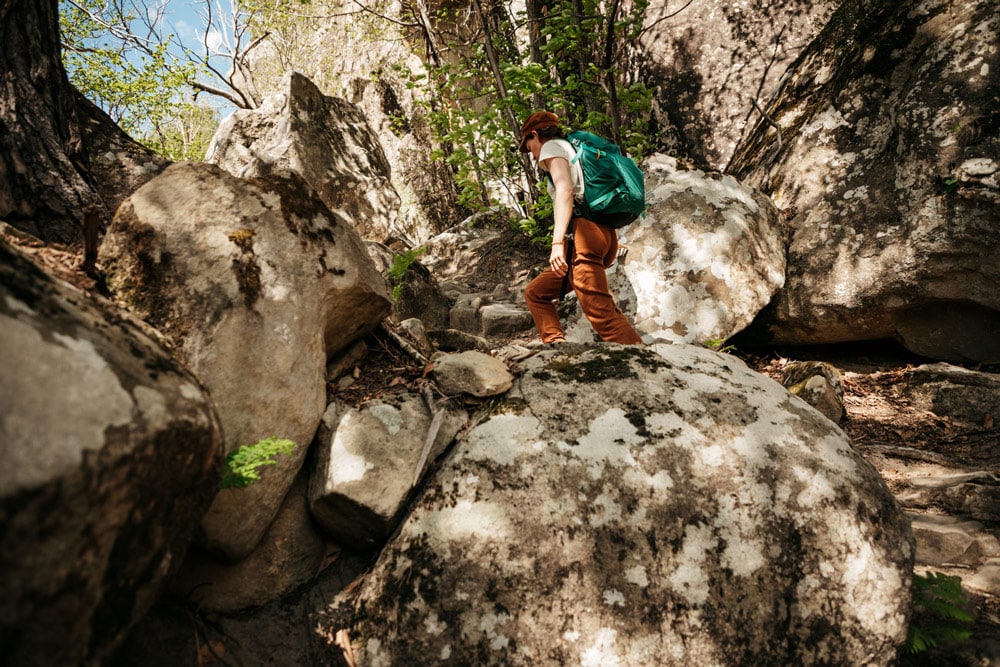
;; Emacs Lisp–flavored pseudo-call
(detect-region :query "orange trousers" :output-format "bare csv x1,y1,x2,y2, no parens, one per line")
525,217,643,344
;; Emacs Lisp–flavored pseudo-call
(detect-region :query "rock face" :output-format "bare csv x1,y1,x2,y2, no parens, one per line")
582,155,784,344
730,0,1000,363
639,0,836,168
99,161,391,561
0,238,223,666
246,19,464,244
206,71,402,243
350,343,913,666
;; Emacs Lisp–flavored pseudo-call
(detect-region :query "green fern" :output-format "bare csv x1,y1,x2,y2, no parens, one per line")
388,246,426,302
221,437,297,489
704,338,736,354
906,571,974,654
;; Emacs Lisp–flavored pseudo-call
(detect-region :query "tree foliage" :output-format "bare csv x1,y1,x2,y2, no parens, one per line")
59,0,208,158
408,0,653,233
60,0,652,231
58,0,314,159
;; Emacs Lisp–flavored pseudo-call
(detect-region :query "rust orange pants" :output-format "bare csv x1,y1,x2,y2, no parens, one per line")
525,217,643,344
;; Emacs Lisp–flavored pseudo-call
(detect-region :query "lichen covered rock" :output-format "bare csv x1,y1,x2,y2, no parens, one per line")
730,0,1000,362
350,343,913,665
0,237,222,666
590,156,785,345
99,161,391,561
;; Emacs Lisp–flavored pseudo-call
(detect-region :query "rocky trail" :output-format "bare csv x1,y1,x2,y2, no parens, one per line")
10,227,999,666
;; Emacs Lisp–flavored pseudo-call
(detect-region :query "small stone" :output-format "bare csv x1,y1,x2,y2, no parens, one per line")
433,351,514,397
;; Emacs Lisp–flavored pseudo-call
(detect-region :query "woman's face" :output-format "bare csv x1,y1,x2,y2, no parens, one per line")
525,132,542,161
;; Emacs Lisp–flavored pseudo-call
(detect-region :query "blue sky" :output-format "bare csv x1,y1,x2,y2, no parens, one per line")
162,1,225,59
159,1,237,115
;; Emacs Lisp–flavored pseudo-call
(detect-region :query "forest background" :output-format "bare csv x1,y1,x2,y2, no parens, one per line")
60,0,690,234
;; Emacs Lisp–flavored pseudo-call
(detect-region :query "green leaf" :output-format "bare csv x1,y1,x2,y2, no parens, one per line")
906,571,974,655
221,437,297,489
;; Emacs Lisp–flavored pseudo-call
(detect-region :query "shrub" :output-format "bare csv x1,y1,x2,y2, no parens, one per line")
221,436,297,489
905,571,974,655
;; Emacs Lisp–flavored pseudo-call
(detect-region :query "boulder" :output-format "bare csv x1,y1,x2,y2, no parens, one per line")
432,350,514,397
350,343,913,665
0,238,222,666
247,32,465,243
367,241,450,329
578,155,785,344
479,302,534,338
206,71,403,243
168,472,331,613
309,395,468,550
730,0,1000,363
99,161,391,561
74,90,170,232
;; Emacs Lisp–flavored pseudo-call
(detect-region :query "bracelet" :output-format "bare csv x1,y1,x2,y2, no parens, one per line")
552,240,564,245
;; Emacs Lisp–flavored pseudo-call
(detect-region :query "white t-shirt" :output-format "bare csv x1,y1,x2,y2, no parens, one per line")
538,138,585,202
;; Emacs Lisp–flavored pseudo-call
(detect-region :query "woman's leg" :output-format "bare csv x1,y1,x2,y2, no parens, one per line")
525,267,570,343
570,219,643,344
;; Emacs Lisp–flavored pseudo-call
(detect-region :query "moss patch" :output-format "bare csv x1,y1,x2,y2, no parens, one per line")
540,346,662,383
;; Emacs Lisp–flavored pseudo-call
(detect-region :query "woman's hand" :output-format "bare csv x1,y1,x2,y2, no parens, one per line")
549,242,568,277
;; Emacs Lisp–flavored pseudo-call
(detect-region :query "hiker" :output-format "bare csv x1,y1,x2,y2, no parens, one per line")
518,111,643,345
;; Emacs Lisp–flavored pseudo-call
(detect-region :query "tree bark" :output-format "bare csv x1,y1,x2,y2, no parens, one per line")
0,0,165,244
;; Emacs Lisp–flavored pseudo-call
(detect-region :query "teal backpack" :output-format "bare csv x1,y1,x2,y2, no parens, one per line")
567,130,646,229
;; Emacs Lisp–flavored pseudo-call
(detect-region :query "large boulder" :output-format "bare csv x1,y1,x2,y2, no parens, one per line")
206,71,403,243
0,237,223,666
567,155,785,344
730,0,1000,363
349,343,913,665
640,0,836,168
99,161,391,561
74,90,170,231
246,27,464,244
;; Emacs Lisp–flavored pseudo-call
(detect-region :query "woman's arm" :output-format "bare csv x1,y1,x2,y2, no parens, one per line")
544,155,574,277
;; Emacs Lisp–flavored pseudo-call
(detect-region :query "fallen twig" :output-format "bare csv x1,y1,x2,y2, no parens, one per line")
378,320,429,365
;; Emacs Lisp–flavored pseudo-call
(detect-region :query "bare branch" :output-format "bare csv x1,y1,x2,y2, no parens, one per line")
189,79,247,108
750,96,782,154
639,0,696,37
349,0,420,28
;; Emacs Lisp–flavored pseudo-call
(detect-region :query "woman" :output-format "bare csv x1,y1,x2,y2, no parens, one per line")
518,111,643,345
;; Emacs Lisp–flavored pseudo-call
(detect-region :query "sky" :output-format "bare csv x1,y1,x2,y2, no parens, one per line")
162,1,226,59
159,0,237,115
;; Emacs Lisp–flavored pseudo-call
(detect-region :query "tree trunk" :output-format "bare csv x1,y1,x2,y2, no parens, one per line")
0,0,165,244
